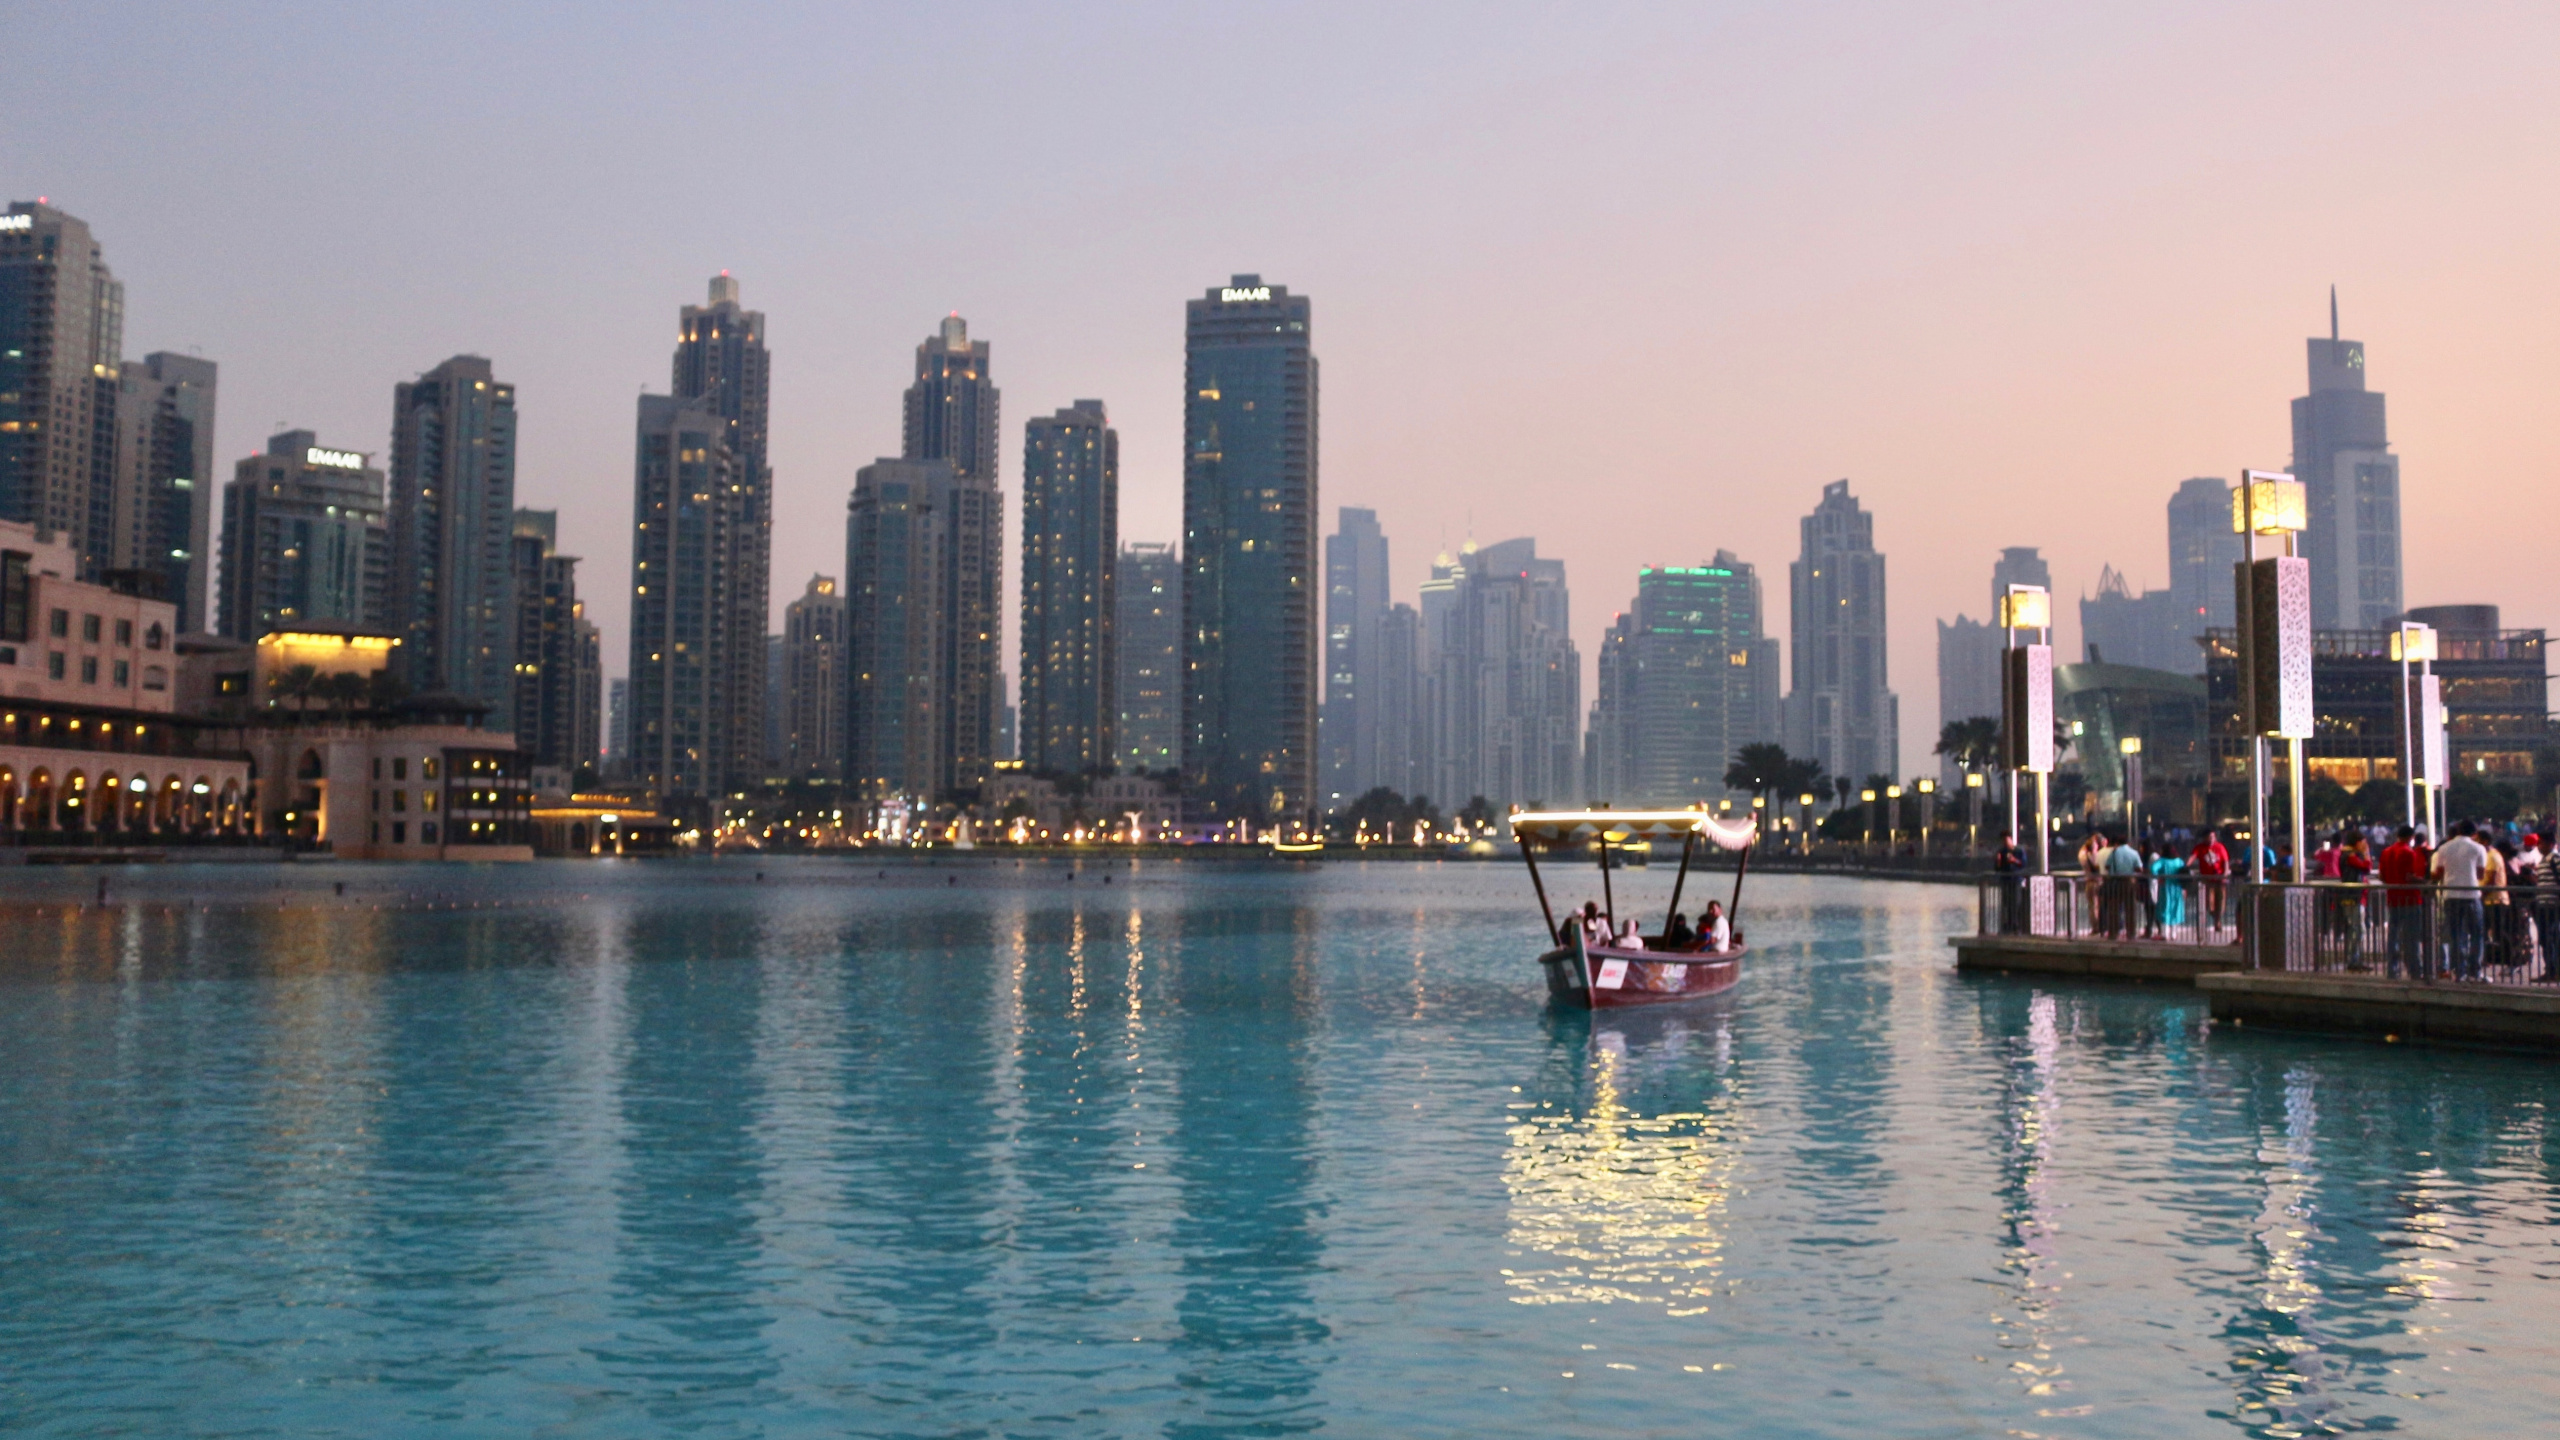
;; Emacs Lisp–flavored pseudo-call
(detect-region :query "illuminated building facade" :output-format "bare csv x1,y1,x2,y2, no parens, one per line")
1785,479,1898,786
2293,295,2402,630
0,203,123,575
1183,275,1318,825
217,431,386,641
1018,400,1117,774
1321,506,1390,811
782,574,846,781
1586,555,1779,807
388,354,517,714
846,456,1001,800
1114,541,1179,775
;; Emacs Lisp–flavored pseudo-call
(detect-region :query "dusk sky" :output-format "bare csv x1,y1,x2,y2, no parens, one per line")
13,2,2556,774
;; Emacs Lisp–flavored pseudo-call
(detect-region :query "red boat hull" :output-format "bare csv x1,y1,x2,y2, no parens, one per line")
1540,940,1744,1009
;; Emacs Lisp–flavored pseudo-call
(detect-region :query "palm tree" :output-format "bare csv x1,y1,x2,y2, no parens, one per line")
1722,742,1793,804
272,664,322,718
325,671,369,714
1934,716,2001,774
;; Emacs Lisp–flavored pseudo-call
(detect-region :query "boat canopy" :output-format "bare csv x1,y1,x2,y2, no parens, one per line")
1508,809,1758,852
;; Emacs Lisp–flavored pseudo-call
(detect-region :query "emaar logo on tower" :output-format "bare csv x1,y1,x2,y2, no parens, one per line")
0,215,33,232
1220,285,1271,303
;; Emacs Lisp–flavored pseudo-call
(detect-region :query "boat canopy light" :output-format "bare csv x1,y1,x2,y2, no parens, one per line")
1508,810,1758,852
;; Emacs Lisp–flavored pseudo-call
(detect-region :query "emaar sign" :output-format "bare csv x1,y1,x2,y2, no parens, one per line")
1220,286,1271,303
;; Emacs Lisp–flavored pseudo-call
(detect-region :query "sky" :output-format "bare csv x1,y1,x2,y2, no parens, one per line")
11,1,2558,776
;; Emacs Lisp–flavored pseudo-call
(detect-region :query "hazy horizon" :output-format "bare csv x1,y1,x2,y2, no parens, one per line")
13,1,2556,776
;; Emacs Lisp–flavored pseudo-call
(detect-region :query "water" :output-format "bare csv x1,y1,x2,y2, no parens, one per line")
3,858,2556,1437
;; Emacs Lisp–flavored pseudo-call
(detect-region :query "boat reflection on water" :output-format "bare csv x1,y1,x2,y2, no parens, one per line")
1501,1003,1744,1316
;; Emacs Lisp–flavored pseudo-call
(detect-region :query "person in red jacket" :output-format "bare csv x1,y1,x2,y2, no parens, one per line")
2191,829,2231,934
2378,825,2429,979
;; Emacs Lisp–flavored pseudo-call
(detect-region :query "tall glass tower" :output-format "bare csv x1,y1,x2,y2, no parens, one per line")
389,355,517,712
1183,275,1318,827
904,314,999,483
1322,506,1390,811
2292,292,2401,630
1018,400,1117,774
1785,479,1898,786
672,274,772,792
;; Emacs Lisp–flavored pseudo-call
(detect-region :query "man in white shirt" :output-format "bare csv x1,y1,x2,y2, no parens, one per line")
2433,821,2491,980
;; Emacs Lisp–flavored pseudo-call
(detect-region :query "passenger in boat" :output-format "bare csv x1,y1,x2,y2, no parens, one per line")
1617,917,1645,949
1661,911,1697,950
1578,901,1611,948
1700,900,1731,952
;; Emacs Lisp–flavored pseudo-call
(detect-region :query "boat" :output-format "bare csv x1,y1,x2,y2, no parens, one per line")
1510,809,1758,1010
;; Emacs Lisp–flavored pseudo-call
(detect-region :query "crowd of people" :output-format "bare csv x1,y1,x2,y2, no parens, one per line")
1560,898,1735,955
1989,816,2560,981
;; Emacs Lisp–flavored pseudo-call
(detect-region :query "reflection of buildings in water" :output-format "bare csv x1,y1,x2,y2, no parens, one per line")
1983,990,2075,1408
1166,907,1328,1421
1503,1010,1740,1315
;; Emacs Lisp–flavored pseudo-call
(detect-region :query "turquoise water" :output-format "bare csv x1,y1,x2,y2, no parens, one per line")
3,858,2556,1437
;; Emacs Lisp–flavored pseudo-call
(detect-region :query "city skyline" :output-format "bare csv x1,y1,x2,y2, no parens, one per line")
13,6,2558,777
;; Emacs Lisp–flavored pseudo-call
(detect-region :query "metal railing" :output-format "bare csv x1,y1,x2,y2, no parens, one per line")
1974,872,2239,946
2232,882,2560,985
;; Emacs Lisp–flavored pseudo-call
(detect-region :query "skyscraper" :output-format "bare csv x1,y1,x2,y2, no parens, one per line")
782,574,847,782
388,355,517,711
1786,480,1898,785
509,509,584,773
625,394,735,796
1375,602,1422,800
1937,545,2048,740
1018,400,1117,774
108,351,217,631
2166,476,2240,643
845,456,1000,799
2078,564,2185,670
1,202,125,575
2293,292,2401,629
672,274,773,794
606,678,630,778
1420,538,1580,812
1183,275,1318,825
905,314,999,483
1584,554,1780,807
1114,541,1180,775
1322,506,1391,810
571,607,602,781
217,431,387,640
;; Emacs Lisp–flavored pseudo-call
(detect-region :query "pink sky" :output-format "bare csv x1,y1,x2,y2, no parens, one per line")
11,2,2555,773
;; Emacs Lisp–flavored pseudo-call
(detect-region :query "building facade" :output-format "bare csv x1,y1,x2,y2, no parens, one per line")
782,574,846,781
2166,476,2240,644
108,351,217,631
1018,400,1117,774
846,456,1000,800
1586,555,1779,808
1420,538,1580,812
1321,506,1391,811
508,509,585,773
1786,479,1898,786
2078,564,2187,671
624,395,736,796
1183,275,1318,825
218,431,387,641
1114,541,1179,775
904,315,999,485
388,355,517,714
2293,296,2402,630
0,203,123,576
673,274,772,793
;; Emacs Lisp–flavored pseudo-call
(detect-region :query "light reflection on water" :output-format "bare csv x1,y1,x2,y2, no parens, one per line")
3,860,2558,1438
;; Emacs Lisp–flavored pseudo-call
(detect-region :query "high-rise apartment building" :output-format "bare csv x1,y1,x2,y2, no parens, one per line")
1786,480,1898,785
845,456,1000,799
388,355,517,712
1322,507,1392,810
673,274,773,793
1375,602,1422,800
508,509,585,773
905,314,999,484
108,352,217,631
1183,275,1318,825
1114,541,1180,775
0,202,123,575
606,677,629,778
217,431,387,641
1937,547,2046,746
571,607,602,780
782,574,846,781
1420,538,1580,812
1585,555,1780,807
2078,565,2186,670
2293,294,2401,630
1018,400,1117,774
624,394,736,796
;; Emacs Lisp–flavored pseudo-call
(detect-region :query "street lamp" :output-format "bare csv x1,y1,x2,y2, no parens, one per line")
1861,788,1877,849
2234,470,2312,883
1886,784,1903,850
1916,776,1936,857
2392,622,2441,839
1964,770,1985,853
1799,792,1817,855
2118,735,2143,837
2000,584,2055,875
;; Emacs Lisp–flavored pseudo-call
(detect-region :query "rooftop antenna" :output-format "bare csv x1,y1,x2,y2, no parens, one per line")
2330,285,2339,343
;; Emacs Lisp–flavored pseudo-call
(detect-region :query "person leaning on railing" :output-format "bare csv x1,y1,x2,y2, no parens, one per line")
2433,822,2491,982
1992,833,2027,934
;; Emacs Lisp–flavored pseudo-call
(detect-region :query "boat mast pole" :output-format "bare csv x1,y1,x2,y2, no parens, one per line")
1664,829,1697,934
1599,838,1615,928
1728,836,1754,931
1520,837,1558,942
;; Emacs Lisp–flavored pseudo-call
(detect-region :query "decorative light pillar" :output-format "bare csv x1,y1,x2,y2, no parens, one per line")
1999,585,2055,875
2233,471,2311,881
